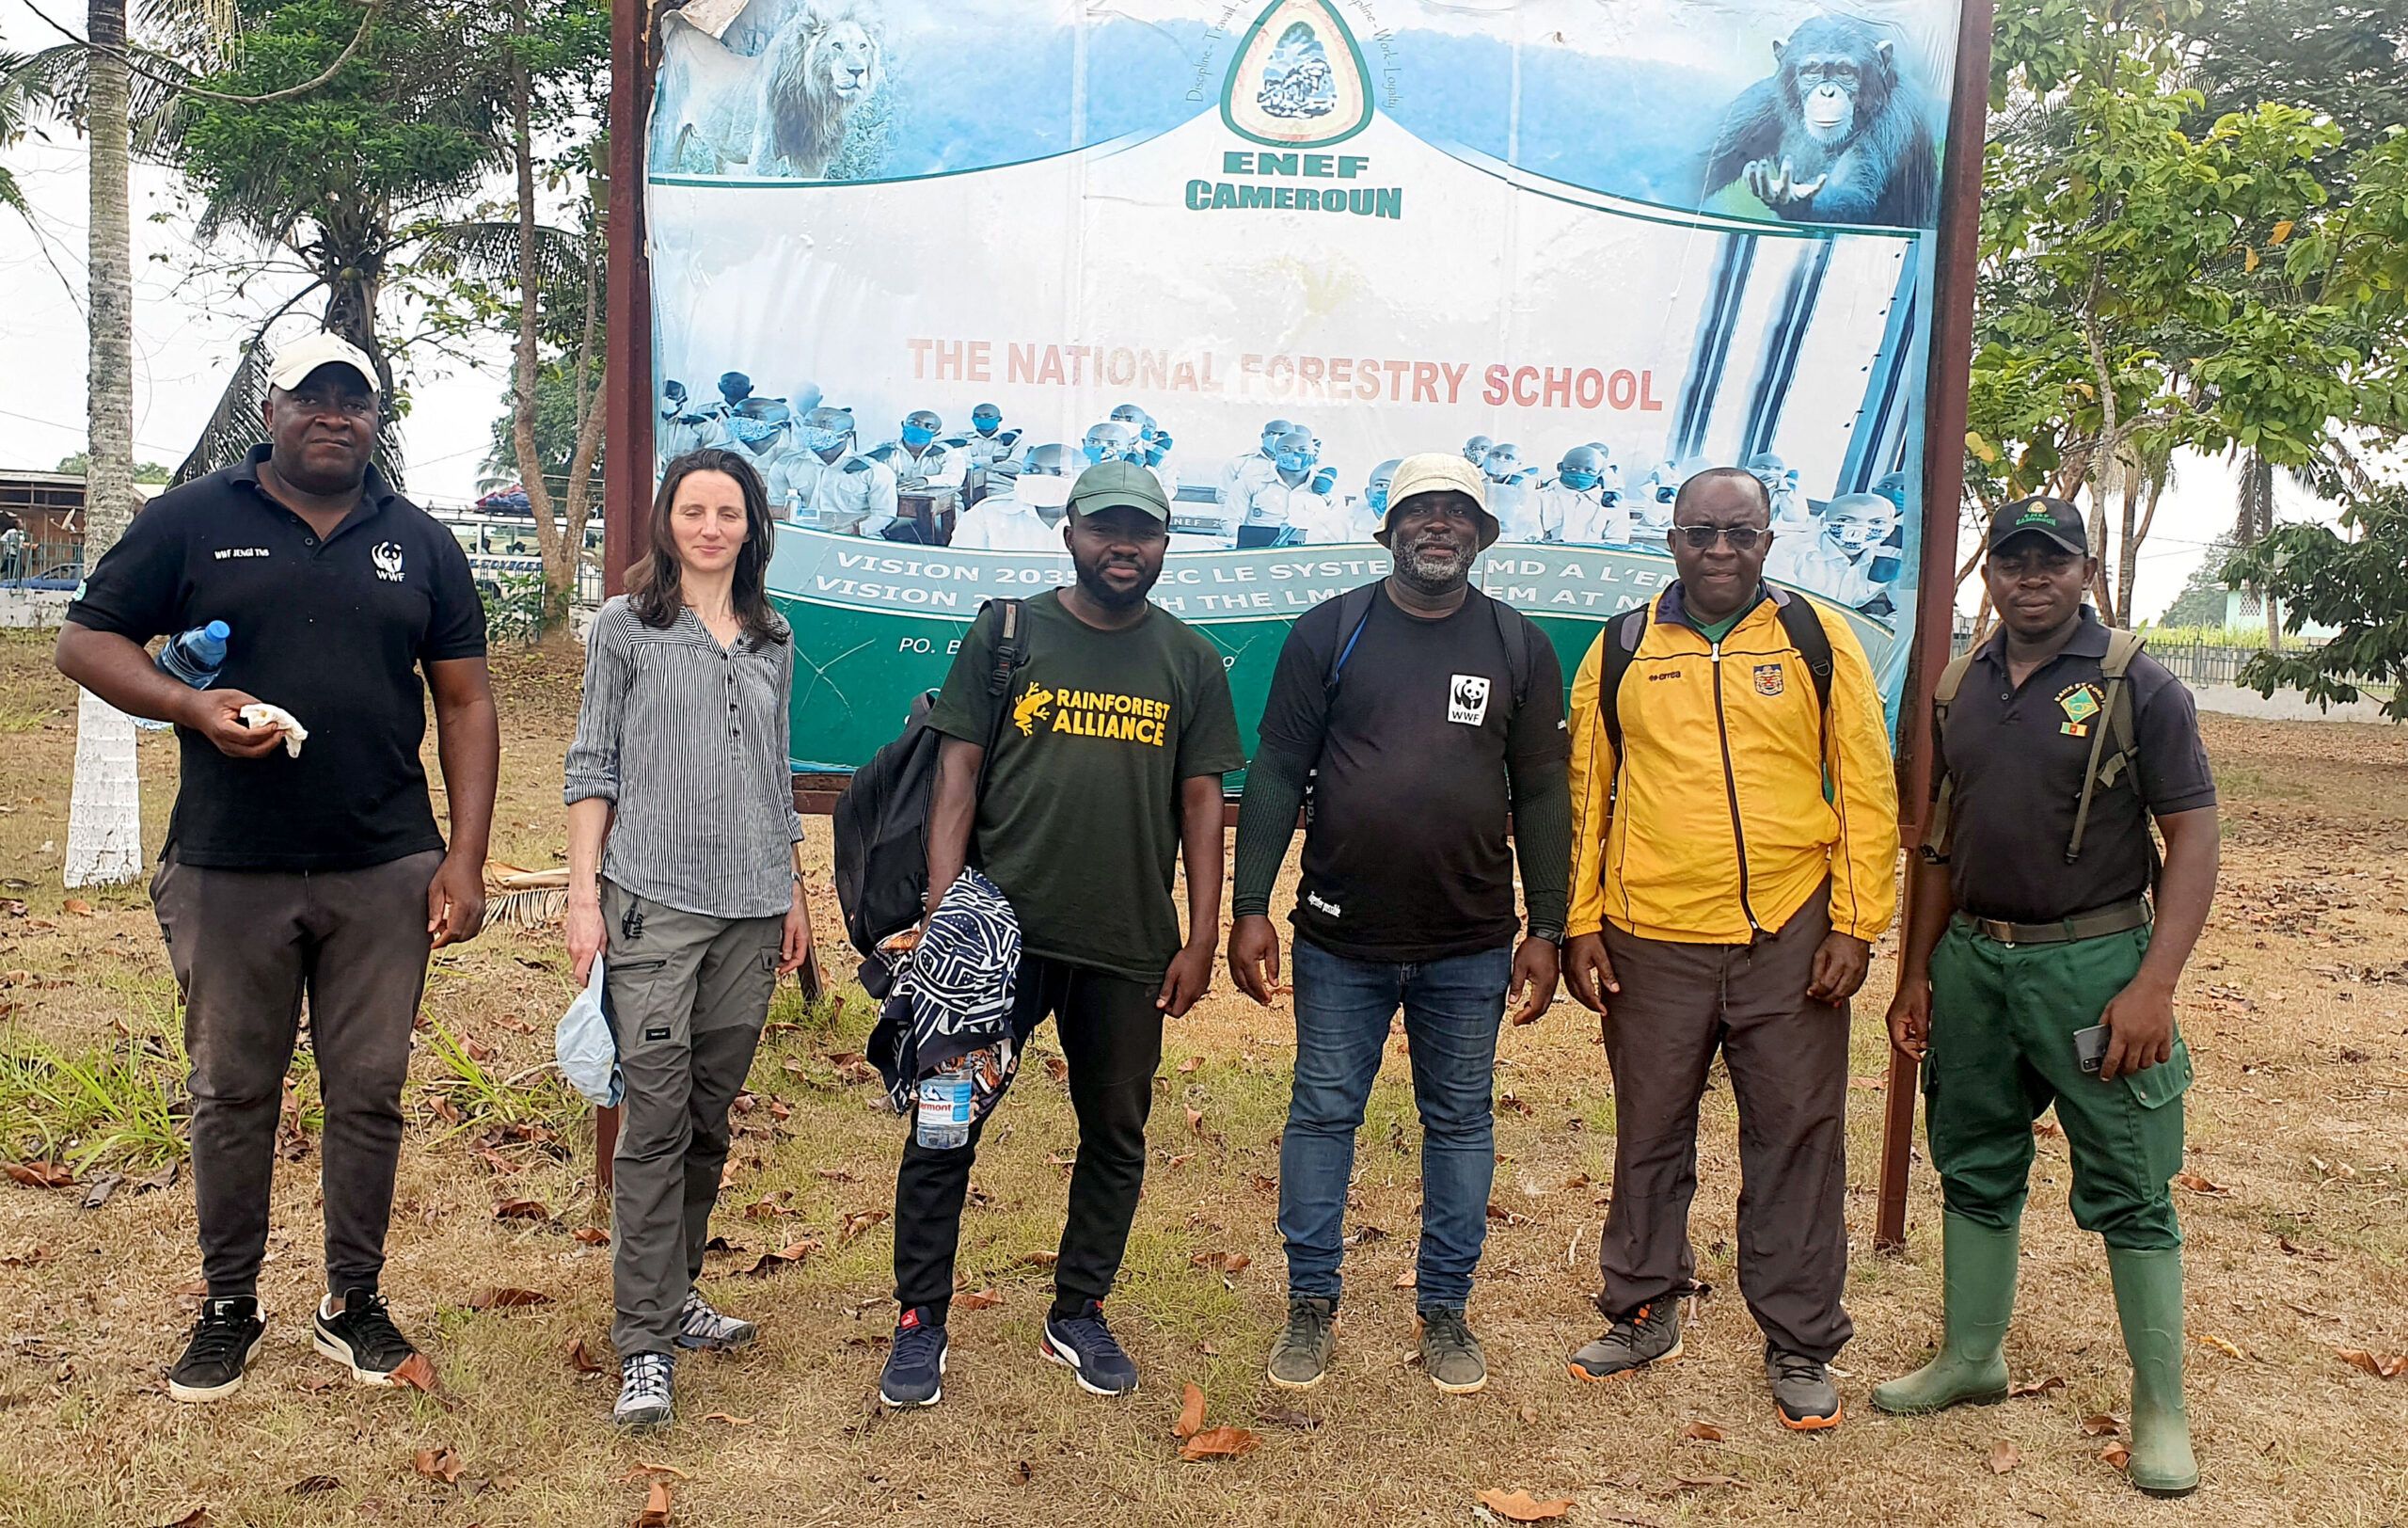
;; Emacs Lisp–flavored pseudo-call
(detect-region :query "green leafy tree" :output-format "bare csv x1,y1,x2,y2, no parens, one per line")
1967,0,2408,626
2152,535,2241,627
2226,487,2408,718
55,451,170,482
166,0,516,481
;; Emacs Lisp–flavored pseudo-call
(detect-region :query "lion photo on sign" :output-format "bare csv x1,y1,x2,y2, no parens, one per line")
660,0,886,180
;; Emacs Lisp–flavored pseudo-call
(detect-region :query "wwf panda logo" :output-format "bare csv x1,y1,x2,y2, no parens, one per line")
372,541,405,582
1448,673,1492,726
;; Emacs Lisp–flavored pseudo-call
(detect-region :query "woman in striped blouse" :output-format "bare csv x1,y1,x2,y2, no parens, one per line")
564,448,813,1429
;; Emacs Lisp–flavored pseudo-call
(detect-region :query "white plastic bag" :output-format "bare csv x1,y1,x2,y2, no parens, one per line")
555,957,622,1107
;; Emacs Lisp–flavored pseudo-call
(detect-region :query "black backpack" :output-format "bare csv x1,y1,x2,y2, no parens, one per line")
832,598,1028,995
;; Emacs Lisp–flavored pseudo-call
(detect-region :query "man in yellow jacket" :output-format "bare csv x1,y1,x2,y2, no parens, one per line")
1560,466,1898,1430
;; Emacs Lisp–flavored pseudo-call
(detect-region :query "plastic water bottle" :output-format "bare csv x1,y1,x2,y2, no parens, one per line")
157,620,230,689
914,1053,981,1150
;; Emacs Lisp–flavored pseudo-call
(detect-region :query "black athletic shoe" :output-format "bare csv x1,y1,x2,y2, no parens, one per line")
169,1296,267,1402
879,1306,948,1408
311,1288,418,1386
1040,1299,1138,1396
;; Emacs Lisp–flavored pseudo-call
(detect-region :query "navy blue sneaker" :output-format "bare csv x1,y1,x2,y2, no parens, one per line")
879,1306,947,1408
1040,1299,1138,1396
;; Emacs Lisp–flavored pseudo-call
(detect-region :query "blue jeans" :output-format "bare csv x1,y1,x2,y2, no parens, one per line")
1280,937,1513,1311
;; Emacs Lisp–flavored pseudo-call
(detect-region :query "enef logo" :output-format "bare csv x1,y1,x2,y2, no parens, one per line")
1223,0,1373,150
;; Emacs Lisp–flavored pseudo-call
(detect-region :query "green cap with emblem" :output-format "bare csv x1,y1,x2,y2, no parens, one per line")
1987,495,2089,556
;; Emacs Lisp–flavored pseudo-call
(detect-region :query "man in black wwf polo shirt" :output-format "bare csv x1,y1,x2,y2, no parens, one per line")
56,332,499,1403
1874,497,2218,1498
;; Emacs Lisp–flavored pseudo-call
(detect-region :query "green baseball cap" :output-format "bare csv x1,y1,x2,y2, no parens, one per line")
1065,458,1169,522
1988,495,2089,556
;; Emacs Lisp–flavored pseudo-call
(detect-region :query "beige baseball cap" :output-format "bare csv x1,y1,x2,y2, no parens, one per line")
267,331,379,394
1377,452,1499,549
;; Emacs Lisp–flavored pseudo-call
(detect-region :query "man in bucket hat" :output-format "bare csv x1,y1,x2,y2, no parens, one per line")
1228,452,1572,1395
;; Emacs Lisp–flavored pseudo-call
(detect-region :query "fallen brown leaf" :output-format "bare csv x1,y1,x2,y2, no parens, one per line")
1179,1425,1259,1462
1185,1106,1205,1135
2100,1440,2132,1472
412,1446,466,1485
839,1209,890,1243
4,1161,76,1189
1006,1459,1034,1485
634,1478,672,1526
491,1199,550,1222
1190,1250,1251,1274
1042,1055,1069,1083
2194,1331,2249,1361
573,1226,610,1247
2172,1170,2230,1198
62,898,94,916
741,1238,822,1277
468,1286,552,1311
1178,1055,1203,1074
1988,1440,2020,1475
78,1172,122,1210
390,1352,440,1393
1681,1421,1724,1442
953,1287,1004,1312
703,1411,754,1425
1258,1406,1321,1430
2006,1375,2066,1398
155,1510,207,1528
2079,1412,2124,1437
2275,1235,2333,1261
1394,1267,1417,1288
566,1338,606,1376
1019,1249,1059,1268
287,1474,341,1495
2337,1347,2408,1379
1174,1381,1207,1439
1479,1488,1574,1521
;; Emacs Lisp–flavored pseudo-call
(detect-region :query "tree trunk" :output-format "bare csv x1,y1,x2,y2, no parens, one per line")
507,5,570,637
2237,450,2278,650
66,0,143,889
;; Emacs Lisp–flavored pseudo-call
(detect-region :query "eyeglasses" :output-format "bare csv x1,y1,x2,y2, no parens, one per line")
1672,525,1766,550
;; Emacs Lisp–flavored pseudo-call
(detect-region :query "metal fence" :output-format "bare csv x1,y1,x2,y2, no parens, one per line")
1946,631,2295,689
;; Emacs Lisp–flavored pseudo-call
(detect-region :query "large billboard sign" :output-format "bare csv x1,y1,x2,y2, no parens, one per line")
646,0,1960,769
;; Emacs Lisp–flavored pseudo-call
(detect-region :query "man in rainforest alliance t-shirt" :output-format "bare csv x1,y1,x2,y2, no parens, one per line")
879,460,1243,1412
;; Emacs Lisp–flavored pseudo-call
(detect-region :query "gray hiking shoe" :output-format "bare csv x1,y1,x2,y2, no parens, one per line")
1766,1345,1843,1431
1267,1297,1338,1391
613,1351,674,1430
1418,1307,1486,1394
1567,1297,1683,1383
674,1287,758,1351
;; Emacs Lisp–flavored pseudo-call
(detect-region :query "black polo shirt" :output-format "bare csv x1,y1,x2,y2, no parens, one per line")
1929,609,2215,923
66,445,486,871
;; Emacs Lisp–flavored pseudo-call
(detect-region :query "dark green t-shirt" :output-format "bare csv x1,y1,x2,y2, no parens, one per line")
927,591,1245,985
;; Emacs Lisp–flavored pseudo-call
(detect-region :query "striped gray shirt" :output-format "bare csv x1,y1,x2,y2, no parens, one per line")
564,596,803,919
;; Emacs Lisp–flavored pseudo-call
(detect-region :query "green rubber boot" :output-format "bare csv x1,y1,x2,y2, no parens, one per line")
2107,1246,2199,1497
1871,1214,2020,1415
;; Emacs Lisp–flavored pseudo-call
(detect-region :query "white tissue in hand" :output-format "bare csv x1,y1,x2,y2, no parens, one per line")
237,702,309,757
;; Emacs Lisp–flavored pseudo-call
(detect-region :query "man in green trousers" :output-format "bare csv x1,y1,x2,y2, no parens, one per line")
1877,497,2220,1498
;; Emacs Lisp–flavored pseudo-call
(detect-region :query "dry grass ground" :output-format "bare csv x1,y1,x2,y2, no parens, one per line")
0,627,2402,1527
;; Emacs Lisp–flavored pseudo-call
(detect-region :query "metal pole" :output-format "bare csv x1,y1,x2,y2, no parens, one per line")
601,0,656,600
1875,0,1991,1254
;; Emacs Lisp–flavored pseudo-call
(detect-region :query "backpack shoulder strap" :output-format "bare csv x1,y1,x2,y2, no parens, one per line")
1322,582,1384,698
1924,650,1978,859
974,598,1028,796
1597,602,1652,757
1773,592,1835,720
1488,595,1536,708
2067,627,2147,863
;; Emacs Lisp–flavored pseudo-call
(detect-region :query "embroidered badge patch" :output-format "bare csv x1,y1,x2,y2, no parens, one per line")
2060,721,2089,738
1753,663,1785,697
2056,683,2102,724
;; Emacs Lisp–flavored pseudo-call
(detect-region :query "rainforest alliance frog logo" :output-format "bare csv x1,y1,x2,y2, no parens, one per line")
1224,0,1373,149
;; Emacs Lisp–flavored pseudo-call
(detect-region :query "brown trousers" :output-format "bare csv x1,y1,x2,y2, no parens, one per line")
1595,888,1854,1361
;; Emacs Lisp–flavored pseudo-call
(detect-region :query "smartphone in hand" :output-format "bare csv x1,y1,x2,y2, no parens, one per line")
2073,1024,2111,1074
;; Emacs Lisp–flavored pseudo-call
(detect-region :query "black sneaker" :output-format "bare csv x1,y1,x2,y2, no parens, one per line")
1766,1344,1844,1431
311,1288,418,1386
169,1296,266,1402
1567,1297,1683,1383
1039,1299,1138,1396
879,1306,948,1408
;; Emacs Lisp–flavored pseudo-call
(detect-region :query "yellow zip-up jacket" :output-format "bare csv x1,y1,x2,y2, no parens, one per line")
1566,587,1899,945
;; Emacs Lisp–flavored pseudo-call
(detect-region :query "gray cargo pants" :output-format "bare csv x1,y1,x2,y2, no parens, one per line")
1594,889,1854,1361
603,881,782,1357
153,850,442,1299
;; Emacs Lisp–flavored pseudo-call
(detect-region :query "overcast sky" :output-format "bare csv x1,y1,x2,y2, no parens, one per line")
0,0,2340,620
